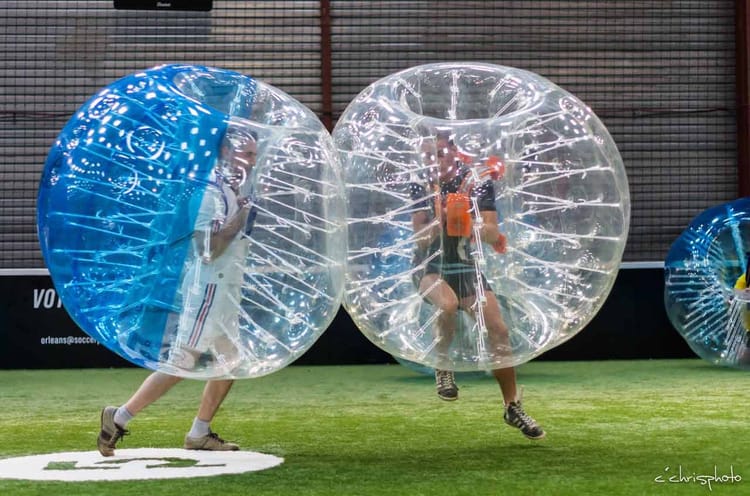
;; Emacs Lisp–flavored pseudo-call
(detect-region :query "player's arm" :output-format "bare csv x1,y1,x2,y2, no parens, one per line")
478,209,506,254
473,179,506,253
411,182,441,250
412,209,442,251
196,201,252,262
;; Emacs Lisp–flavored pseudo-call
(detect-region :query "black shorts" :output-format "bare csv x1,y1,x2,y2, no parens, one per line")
412,259,492,300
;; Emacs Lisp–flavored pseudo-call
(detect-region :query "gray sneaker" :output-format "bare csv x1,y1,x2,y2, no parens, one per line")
184,431,240,451
504,400,545,440
97,406,128,456
435,369,459,401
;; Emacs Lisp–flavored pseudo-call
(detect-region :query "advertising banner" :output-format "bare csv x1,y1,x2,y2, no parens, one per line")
0,275,132,369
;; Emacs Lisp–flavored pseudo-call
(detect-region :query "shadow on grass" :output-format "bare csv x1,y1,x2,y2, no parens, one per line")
680,361,749,373
388,369,587,390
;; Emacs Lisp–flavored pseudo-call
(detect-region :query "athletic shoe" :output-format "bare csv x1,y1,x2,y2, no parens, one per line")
184,431,240,451
97,406,129,457
504,400,546,440
435,369,459,401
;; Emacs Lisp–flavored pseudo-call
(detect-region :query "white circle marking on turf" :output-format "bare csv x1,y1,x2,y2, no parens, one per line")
0,448,284,481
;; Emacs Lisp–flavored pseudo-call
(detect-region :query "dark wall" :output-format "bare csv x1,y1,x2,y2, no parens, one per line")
0,275,134,369
536,268,694,361
0,268,694,370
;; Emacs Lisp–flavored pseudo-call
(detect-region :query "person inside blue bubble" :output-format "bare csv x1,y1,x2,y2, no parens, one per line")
97,125,258,457
167,125,259,374
732,253,750,365
409,131,545,440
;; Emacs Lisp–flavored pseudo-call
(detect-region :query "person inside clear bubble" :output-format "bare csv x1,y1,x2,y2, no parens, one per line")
732,252,750,365
409,130,545,440
97,125,259,457
168,124,259,373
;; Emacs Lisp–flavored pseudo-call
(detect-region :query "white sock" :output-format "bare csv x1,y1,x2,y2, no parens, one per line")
188,418,211,438
114,406,134,429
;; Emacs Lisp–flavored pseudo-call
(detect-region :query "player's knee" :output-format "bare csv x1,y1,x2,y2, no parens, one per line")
166,346,198,369
490,319,509,338
441,298,460,316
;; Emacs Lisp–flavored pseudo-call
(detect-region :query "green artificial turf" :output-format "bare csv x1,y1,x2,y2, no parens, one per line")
0,359,748,495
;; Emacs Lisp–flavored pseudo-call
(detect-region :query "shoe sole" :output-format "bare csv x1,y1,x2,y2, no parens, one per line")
524,431,546,440
96,439,114,457
504,418,546,440
97,407,115,457
184,435,240,451
437,394,458,401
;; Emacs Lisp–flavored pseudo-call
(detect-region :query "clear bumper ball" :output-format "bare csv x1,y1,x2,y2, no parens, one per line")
334,62,630,371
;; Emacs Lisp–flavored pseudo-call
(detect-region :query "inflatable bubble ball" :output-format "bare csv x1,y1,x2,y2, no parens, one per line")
333,62,630,372
38,64,346,379
665,197,750,370
393,355,491,379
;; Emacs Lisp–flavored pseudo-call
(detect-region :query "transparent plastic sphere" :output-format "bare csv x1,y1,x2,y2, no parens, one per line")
393,355,491,379
38,64,346,379
334,62,630,371
665,197,750,370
